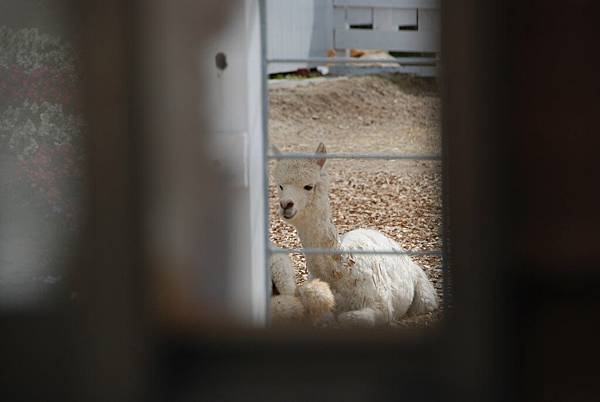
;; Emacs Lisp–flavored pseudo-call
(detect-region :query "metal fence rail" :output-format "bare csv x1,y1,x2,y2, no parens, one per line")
267,57,438,65
268,152,441,161
270,247,443,257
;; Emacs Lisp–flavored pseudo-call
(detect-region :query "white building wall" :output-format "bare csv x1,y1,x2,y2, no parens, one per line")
266,0,333,74
198,0,267,326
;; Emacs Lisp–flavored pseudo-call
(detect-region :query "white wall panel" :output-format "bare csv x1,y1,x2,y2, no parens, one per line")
266,0,333,73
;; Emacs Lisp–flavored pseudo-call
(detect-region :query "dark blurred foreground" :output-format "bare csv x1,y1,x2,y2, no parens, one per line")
1,1,600,401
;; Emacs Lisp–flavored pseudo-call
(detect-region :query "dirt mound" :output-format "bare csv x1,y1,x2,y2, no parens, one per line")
269,74,440,156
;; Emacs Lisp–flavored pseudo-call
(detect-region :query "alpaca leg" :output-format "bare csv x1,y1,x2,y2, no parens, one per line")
407,269,439,315
337,307,385,328
317,311,337,327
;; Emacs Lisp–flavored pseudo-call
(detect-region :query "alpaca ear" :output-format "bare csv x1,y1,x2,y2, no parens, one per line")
315,142,327,168
271,145,282,160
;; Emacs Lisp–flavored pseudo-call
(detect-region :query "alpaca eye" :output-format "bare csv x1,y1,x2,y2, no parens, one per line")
279,185,283,190
304,185,313,191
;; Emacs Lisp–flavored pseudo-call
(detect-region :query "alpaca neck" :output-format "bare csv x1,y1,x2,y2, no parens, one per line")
293,181,341,280
295,177,339,249
296,210,341,281
295,206,339,250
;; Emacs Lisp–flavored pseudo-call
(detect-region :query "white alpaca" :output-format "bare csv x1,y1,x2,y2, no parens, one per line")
270,251,335,326
272,143,438,327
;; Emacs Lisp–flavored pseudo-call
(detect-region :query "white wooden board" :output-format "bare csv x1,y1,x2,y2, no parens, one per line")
418,9,440,32
335,28,439,52
334,0,439,10
347,7,373,25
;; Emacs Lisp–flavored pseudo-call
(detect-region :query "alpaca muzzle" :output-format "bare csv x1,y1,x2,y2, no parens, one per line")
281,207,297,220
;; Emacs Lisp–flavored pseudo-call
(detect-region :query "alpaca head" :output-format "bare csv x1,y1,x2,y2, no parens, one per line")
272,143,328,224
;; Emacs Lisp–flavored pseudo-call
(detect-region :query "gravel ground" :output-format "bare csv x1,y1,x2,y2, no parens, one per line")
268,73,443,327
